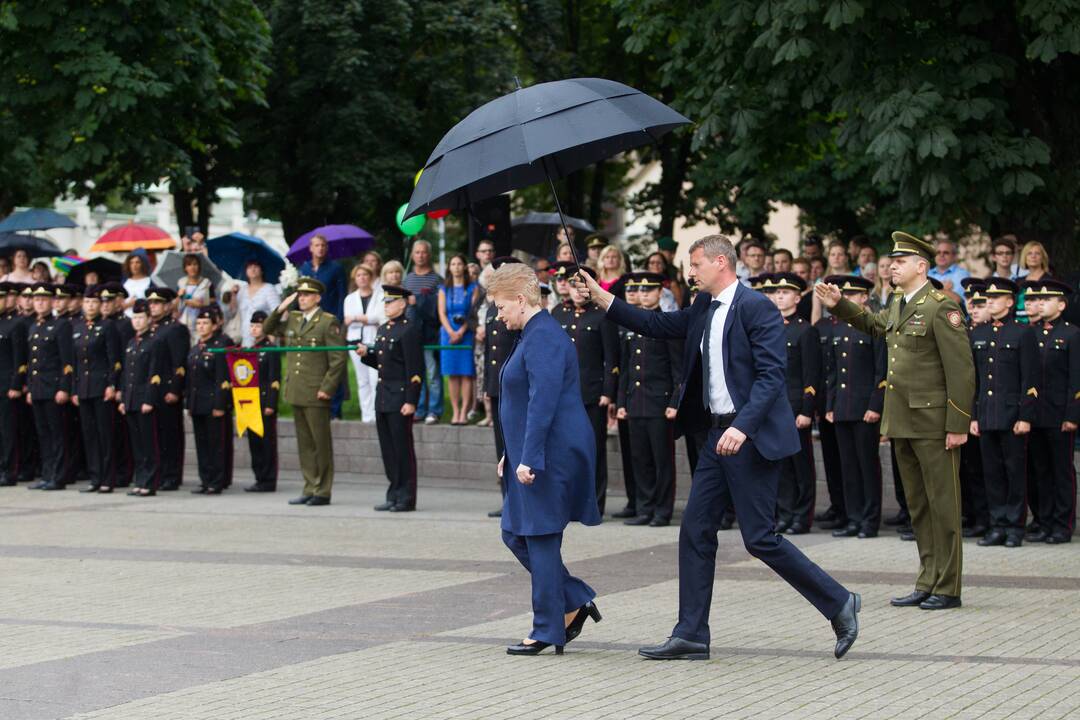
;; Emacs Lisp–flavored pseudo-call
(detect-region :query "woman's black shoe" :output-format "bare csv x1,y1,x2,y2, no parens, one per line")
565,602,602,643
506,640,563,656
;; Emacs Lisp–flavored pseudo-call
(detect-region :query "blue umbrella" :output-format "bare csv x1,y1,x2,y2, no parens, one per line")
207,232,286,284
0,208,77,233
0,232,63,258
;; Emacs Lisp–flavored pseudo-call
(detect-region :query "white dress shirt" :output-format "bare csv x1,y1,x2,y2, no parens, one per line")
701,279,739,414
903,280,930,304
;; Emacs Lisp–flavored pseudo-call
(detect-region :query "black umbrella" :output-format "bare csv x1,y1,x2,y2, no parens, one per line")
0,208,77,233
0,232,63,258
404,77,690,266
511,211,594,258
67,257,123,286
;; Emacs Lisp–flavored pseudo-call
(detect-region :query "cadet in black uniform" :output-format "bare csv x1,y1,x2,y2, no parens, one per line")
26,283,75,490
612,278,640,520
14,284,39,484
763,273,821,534
823,275,886,538
551,262,620,515
119,300,167,496
0,283,28,485
971,279,1039,547
617,271,682,527
72,285,123,493
243,311,281,492
187,308,231,494
958,279,989,538
54,283,86,487
482,257,522,517
146,287,189,490
358,285,424,512
813,309,847,530
1023,278,1079,543
100,283,134,488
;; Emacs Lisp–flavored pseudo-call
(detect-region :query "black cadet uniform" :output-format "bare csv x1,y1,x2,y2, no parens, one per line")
56,284,86,487
71,287,123,492
0,284,28,485
482,257,523,513
971,279,1039,547
550,262,620,515
146,287,190,490
813,313,847,528
120,300,168,492
765,273,821,534
15,286,40,483
244,314,281,492
27,284,75,490
186,310,232,493
958,279,989,537
618,272,682,527
362,285,425,512
101,283,134,487
1024,279,1080,543
824,275,886,537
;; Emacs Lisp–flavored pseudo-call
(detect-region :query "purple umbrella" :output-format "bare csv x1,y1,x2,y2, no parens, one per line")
287,224,375,264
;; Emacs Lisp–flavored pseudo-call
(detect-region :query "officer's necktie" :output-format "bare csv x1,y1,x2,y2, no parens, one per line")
899,297,907,315
701,300,722,412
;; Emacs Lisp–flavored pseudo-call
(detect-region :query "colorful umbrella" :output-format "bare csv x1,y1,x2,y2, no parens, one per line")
0,208,77,233
89,222,175,253
287,224,374,265
51,255,86,275
207,232,287,284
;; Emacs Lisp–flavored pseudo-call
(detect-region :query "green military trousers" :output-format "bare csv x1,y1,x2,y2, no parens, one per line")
892,437,963,597
293,405,334,499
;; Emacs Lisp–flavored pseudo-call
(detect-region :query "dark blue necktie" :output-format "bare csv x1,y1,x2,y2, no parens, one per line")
701,300,722,411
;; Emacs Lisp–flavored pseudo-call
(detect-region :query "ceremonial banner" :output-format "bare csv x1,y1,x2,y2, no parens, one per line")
227,352,263,437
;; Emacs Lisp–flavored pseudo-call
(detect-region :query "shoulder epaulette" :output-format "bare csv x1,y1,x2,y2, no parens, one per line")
930,290,946,302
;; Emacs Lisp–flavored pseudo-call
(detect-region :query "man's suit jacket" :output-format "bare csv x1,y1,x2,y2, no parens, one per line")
606,282,800,461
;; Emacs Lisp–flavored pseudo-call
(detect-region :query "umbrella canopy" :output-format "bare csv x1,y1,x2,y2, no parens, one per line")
89,222,175,253
207,232,287,284
66,257,124,286
0,232,63,258
404,78,690,221
287,224,374,265
511,211,594,258
0,208,77,233
150,250,224,295
52,255,86,275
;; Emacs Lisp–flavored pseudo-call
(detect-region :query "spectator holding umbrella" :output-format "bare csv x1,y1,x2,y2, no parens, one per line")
438,254,477,426
228,259,281,347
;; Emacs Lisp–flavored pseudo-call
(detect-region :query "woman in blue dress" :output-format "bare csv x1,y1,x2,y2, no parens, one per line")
487,261,603,656
438,254,476,425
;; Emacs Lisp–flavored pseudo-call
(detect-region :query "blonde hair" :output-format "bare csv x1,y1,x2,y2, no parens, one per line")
1019,241,1049,274
488,263,541,307
381,260,405,284
350,263,374,291
597,245,626,280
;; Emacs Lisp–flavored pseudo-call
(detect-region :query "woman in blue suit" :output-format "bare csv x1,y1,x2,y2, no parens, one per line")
489,260,603,656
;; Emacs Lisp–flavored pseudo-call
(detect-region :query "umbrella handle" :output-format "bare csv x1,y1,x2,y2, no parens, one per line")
541,158,584,269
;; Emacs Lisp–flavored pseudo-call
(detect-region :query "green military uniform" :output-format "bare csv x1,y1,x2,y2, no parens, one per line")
262,278,347,502
831,232,975,600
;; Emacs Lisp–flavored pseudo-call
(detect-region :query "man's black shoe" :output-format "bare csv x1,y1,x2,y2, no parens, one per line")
623,515,652,526
1025,521,1041,533
919,594,961,610
190,487,208,494
1004,534,1022,548
648,517,670,527
814,507,838,523
28,480,46,490
79,485,100,493
890,590,930,607
896,523,913,534
817,518,846,530
831,592,860,659
611,507,637,519
883,512,909,527
832,525,858,538
374,502,395,511
388,504,415,512
978,529,1006,547
774,520,791,534
638,636,709,661
899,530,915,541
857,529,878,539
1025,530,1048,543
244,484,275,493
486,509,502,518
1046,533,1072,544
288,496,313,505
962,525,988,538
306,496,331,506
785,524,808,535
159,483,179,491
42,481,65,491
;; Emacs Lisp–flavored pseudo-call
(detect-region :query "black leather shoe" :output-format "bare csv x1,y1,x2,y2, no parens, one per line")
486,509,502,518
896,523,913,534
42,481,65,490
623,515,652,526
388,504,414,512
814,507,838,523
899,530,915,541
649,517,670,527
565,602,602,643
191,487,208,494
962,525,988,538
978,529,1006,547
507,640,562,656
611,507,637,519
832,525,859,538
638,636,709,661
28,480,47,490
306,496,331,506
1025,530,1048,543
857,529,878,539
97,487,113,494
159,483,179,491
774,520,791,534
831,592,860,659
785,524,808,535
884,512,909,527
919,594,961,610
206,488,223,495
1004,534,1022,548
80,485,100,493
244,484,275,493
288,496,313,505
374,502,395,511
817,518,846,530
1046,533,1072,544
1025,521,1041,533
890,589,930,607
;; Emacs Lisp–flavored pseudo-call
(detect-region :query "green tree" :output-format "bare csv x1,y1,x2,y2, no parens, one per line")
0,0,271,233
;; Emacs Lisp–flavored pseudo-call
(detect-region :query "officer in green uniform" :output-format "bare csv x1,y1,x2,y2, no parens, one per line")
816,231,975,611
262,277,347,506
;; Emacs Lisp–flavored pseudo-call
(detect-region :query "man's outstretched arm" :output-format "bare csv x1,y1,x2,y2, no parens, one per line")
580,271,695,340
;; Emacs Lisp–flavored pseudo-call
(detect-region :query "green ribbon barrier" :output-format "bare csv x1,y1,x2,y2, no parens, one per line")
208,344,471,353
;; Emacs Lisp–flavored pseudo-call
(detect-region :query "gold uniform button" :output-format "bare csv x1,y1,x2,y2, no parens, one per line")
636,349,641,354
840,383,846,388
989,357,994,363
988,374,992,379
842,352,847,357
491,360,497,365
492,345,496,350
987,390,993,396
635,381,641,387
635,365,640,370
841,368,847,373
888,384,894,389
492,330,498,336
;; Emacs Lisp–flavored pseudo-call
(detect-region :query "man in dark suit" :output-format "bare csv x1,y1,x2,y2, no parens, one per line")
581,234,860,661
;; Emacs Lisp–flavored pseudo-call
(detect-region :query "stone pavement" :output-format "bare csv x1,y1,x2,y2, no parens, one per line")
1,471,1078,720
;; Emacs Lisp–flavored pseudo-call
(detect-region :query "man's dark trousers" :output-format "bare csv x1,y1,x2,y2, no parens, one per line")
674,426,849,645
